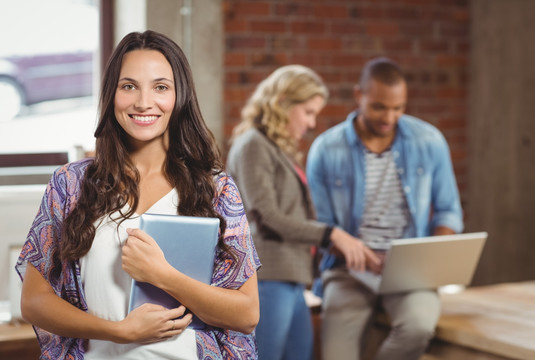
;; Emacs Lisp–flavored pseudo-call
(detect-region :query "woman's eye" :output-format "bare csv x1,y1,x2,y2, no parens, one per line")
155,84,168,91
122,84,135,90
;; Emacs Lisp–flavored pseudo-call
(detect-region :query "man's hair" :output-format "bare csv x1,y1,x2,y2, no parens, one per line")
359,57,405,92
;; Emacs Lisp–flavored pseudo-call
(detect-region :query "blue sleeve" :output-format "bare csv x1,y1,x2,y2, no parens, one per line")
307,137,336,226
430,133,464,233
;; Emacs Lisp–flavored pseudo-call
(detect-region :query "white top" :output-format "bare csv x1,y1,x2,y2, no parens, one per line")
80,189,198,360
359,149,410,250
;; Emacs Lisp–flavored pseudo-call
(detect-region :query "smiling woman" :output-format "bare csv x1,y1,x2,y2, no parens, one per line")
15,30,260,360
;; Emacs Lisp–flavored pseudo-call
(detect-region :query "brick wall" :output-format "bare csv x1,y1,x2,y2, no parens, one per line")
223,0,470,199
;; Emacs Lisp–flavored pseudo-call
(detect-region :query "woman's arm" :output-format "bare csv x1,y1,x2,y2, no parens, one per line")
21,263,191,343
122,229,259,334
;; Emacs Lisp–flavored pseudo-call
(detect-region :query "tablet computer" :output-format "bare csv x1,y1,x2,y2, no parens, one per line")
128,213,220,330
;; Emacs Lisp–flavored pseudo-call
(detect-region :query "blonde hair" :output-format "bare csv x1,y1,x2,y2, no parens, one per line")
232,65,328,158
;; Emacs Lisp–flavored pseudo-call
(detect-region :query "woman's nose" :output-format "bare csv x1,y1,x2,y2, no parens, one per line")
135,89,153,110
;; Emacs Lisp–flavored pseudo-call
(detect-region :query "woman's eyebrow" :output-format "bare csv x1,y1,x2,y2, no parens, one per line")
118,77,137,83
153,77,174,83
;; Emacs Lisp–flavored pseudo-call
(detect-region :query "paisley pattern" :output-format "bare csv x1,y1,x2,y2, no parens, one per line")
15,159,261,360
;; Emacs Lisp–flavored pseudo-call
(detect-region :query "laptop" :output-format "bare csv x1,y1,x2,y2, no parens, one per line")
128,213,220,329
350,232,487,294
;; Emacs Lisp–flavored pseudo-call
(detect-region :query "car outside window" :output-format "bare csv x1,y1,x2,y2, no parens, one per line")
0,0,99,154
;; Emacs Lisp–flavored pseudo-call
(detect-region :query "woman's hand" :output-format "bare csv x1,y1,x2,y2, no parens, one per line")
121,228,171,284
329,227,381,272
115,304,192,344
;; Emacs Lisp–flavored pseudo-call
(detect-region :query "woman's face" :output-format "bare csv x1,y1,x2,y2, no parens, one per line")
114,49,176,148
286,94,325,141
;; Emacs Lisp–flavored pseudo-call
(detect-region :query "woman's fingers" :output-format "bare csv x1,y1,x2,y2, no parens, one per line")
123,304,193,344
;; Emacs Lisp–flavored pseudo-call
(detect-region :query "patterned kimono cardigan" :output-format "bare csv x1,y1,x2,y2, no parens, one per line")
16,158,261,360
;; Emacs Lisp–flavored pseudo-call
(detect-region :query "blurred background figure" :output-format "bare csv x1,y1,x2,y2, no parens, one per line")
307,57,463,360
227,64,378,360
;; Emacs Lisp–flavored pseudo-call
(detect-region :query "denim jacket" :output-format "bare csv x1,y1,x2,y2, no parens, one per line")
306,111,464,270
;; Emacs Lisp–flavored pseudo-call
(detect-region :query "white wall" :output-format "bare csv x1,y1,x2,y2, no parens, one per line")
0,186,45,301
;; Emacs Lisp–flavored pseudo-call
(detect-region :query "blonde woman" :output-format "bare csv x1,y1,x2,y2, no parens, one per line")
227,65,379,360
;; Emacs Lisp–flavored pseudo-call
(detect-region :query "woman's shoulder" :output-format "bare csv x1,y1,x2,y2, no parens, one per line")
230,127,272,151
56,157,94,176
214,171,236,193
49,157,94,195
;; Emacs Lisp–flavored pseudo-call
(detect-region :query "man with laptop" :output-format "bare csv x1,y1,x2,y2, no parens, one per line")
306,57,464,360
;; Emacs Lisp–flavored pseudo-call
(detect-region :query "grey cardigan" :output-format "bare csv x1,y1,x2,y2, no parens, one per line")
226,128,328,285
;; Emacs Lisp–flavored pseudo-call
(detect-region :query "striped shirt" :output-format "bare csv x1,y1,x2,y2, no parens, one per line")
358,148,409,250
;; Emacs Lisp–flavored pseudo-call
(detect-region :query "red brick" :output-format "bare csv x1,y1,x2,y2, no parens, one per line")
225,19,248,33
382,39,414,52
455,40,470,54
399,0,433,4
225,53,247,67
420,40,450,52
439,22,469,37
226,88,252,102
365,23,400,36
224,104,243,119
330,22,366,35
250,53,287,67
320,72,349,83
452,8,470,22
250,20,286,33
290,21,326,34
436,55,467,67
307,37,342,51
270,36,303,50
345,38,382,53
229,2,271,17
313,5,349,19
444,132,467,145
384,6,422,20
329,87,356,102
449,149,466,162
332,55,366,67
350,6,385,20
321,104,352,118
396,55,429,67
274,3,313,16
222,0,470,188
227,36,267,50
436,87,465,99
399,23,434,37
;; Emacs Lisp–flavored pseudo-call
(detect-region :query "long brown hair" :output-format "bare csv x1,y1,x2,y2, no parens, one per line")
60,30,226,261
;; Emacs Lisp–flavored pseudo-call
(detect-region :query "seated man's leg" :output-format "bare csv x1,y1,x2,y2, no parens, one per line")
376,290,441,360
321,268,376,360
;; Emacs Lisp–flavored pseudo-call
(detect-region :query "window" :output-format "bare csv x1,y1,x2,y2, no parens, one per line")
0,0,100,154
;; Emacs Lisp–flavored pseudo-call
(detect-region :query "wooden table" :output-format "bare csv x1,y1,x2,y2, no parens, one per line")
429,281,535,360
0,321,39,360
364,281,535,360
